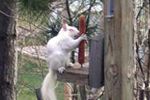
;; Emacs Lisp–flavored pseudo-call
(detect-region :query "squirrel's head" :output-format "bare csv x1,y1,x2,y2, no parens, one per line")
60,19,80,38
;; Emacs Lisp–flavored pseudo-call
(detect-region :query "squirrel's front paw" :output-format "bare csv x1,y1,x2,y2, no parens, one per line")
58,67,65,73
80,34,87,41
80,34,88,44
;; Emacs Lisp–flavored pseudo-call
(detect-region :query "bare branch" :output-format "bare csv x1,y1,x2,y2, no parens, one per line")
135,42,145,80
0,10,14,18
65,0,73,25
136,0,149,20
86,0,96,29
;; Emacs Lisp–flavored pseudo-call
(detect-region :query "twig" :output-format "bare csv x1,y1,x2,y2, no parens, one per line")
48,4,68,20
0,10,14,18
66,0,73,25
86,0,96,29
32,45,45,79
65,0,75,63
28,17,45,78
136,0,148,20
135,42,145,79
0,9,49,31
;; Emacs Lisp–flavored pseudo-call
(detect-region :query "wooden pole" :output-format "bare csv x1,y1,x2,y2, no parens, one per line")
104,0,134,100
72,84,78,100
64,83,72,100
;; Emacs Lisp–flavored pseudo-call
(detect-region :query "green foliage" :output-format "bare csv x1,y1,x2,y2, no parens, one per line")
17,54,64,100
17,0,103,41
18,0,53,24
18,0,49,12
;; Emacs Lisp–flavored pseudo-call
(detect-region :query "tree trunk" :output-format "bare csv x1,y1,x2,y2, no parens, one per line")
104,0,134,100
0,0,17,100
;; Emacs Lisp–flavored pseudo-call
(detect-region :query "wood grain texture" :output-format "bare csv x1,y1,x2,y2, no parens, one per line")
104,0,134,100
0,0,17,100
57,67,89,85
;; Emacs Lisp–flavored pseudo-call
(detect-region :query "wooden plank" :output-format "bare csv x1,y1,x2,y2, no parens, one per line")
57,67,89,85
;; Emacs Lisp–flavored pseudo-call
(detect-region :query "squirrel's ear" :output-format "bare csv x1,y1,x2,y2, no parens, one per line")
62,19,68,31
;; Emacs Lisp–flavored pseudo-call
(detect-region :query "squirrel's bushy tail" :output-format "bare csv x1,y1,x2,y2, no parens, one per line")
41,69,57,100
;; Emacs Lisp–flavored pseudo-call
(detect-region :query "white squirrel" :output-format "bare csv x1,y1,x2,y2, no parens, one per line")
41,20,87,100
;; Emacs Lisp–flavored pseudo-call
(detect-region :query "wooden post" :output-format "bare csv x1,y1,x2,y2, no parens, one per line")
64,83,72,100
104,0,134,100
35,88,42,100
79,85,86,100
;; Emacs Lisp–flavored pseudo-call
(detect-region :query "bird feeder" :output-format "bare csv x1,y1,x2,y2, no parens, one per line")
78,15,86,67
78,15,104,88
59,17,105,89
89,34,104,88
